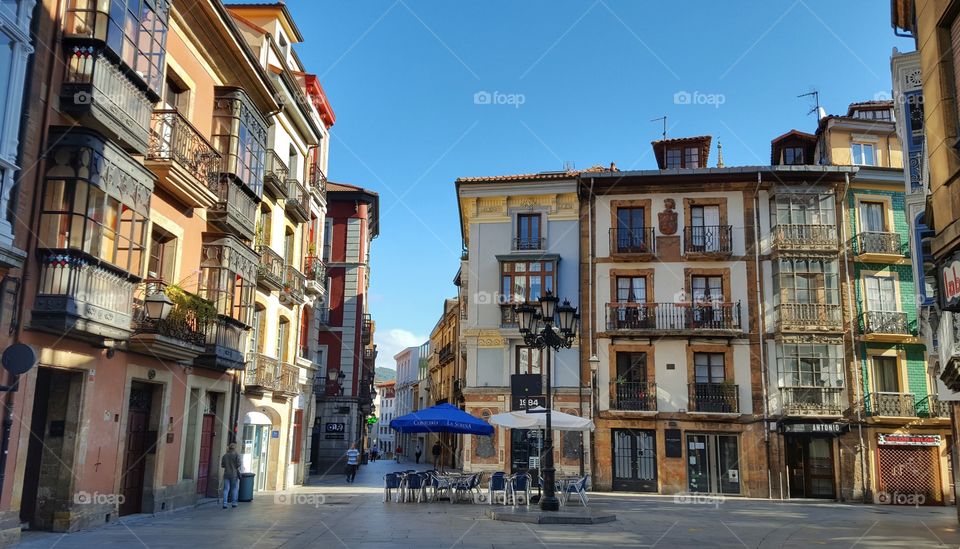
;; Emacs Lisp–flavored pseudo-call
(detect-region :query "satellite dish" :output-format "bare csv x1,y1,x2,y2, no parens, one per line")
2,344,37,376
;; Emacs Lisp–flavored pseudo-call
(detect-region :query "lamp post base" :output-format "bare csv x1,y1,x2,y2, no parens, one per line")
539,495,561,511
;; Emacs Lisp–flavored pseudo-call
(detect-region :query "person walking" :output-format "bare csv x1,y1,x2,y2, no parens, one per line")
221,442,241,509
345,443,360,483
415,441,423,464
371,442,379,462
432,441,442,470
395,444,402,463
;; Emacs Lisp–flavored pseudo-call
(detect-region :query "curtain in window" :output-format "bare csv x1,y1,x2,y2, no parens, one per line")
865,276,896,311
859,202,885,233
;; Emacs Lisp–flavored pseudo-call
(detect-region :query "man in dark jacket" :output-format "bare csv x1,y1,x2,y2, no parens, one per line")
221,443,242,508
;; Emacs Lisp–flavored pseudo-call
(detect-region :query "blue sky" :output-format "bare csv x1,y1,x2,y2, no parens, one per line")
285,0,912,369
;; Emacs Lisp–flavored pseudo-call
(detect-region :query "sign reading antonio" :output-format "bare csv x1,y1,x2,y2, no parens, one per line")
940,252,960,311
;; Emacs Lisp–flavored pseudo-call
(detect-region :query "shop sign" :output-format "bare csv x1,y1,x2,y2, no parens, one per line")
940,253,960,311
781,422,847,434
511,395,544,410
877,433,941,446
664,429,683,458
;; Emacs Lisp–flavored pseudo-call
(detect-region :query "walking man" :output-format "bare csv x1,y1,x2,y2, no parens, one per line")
415,441,423,464
221,442,241,509
432,441,442,470
345,442,360,483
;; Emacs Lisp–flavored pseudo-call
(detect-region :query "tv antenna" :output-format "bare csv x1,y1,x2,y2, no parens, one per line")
798,90,821,117
651,116,667,141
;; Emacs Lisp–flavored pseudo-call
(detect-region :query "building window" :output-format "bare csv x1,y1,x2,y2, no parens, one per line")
691,275,722,303
163,74,188,112
784,146,803,165
615,352,647,383
516,346,545,375
777,344,844,387
146,226,176,282
665,148,681,169
291,409,302,463
774,259,839,305
278,317,290,362
684,147,700,168
284,229,295,264
771,193,836,226
38,179,148,276
858,201,886,232
615,206,649,253
694,352,725,383
851,142,876,166
872,356,900,393
323,218,332,261
616,276,647,304
500,260,554,303
516,213,541,250
64,0,168,94
213,89,267,196
864,275,897,312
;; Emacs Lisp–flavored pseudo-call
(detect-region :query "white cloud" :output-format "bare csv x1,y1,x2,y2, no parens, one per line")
375,328,427,370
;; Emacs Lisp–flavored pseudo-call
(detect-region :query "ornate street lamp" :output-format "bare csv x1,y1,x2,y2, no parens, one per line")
143,290,174,321
514,290,578,512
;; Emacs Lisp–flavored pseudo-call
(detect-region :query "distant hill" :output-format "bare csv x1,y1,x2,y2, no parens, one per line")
375,367,396,384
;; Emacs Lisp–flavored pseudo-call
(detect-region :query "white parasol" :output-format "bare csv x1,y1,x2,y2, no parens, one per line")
488,407,595,432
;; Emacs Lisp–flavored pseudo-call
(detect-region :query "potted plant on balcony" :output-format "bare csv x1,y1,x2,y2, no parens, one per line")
165,284,217,344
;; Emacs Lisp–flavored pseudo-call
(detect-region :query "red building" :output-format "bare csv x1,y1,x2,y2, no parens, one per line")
311,182,379,472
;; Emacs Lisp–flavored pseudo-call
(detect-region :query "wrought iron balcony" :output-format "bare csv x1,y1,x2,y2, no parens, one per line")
195,315,248,371
771,224,838,252
281,264,306,305
208,176,259,242
855,231,904,257
309,162,327,201
284,179,310,223
363,347,378,363
780,387,844,416
303,256,326,296
605,302,741,334
864,392,917,417
264,150,289,199
915,394,951,419
610,381,657,411
146,110,221,208
276,362,300,396
32,249,136,342
129,281,210,362
512,237,544,251
775,303,843,332
61,49,153,154
361,313,373,345
860,311,912,337
908,149,924,193
688,382,740,414
438,343,454,364
684,225,733,255
245,352,280,393
610,227,656,255
256,246,284,292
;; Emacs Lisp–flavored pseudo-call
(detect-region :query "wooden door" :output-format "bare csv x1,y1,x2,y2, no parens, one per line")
120,410,149,515
196,414,215,495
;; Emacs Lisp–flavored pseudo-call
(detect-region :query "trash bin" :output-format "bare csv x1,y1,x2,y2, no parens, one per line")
238,472,255,502
361,453,369,465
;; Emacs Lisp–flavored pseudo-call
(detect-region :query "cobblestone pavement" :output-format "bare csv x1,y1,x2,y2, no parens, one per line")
15,457,960,548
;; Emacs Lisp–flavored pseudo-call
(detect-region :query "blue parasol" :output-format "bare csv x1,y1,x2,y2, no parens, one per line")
389,403,494,436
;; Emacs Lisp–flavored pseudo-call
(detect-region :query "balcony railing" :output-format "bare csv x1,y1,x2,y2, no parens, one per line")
361,313,373,344
605,302,741,332
865,392,917,417
284,178,310,223
277,362,300,396
860,311,911,336
916,394,951,418
245,352,279,392
147,110,221,203
683,225,733,254
281,264,306,305
772,224,838,251
438,343,454,364
688,382,740,413
855,231,904,256
780,387,844,416
363,347,378,363
130,281,210,361
208,176,259,242
264,149,289,198
32,249,136,341
309,162,327,200
908,149,924,193
611,381,657,411
512,237,544,251
610,227,656,254
775,303,843,331
196,315,248,371
256,246,284,291
303,256,326,296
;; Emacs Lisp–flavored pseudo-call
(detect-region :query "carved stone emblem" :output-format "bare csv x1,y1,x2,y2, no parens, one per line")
658,198,678,235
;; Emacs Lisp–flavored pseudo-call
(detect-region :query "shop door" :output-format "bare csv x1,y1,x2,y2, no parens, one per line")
806,438,836,498
878,445,942,504
120,384,154,515
687,434,741,494
612,429,658,492
510,429,543,481
196,414,215,495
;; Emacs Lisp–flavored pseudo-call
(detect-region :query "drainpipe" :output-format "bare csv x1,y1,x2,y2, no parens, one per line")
587,177,597,483
839,171,869,503
753,172,773,499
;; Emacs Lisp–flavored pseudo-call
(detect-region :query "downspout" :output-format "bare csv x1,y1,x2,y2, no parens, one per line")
840,171,868,503
588,177,597,483
753,172,772,499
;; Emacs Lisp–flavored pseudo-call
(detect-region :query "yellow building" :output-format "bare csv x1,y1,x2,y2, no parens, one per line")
428,298,463,469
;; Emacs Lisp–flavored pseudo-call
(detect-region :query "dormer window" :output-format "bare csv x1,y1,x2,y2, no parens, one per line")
684,147,700,168
666,148,681,169
784,147,804,165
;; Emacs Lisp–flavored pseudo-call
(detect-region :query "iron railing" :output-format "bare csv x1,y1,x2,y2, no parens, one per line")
285,178,309,222
512,237,544,251
132,280,208,347
611,381,657,411
610,227,655,254
683,225,733,254
855,231,903,256
915,394,951,418
361,313,373,344
860,311,911,335
775,303,843,330
605,302,741,331
282,264,306,304
277,362,300,395
780,387,844,416
438,343,454,364
245,352,280,391
771,224,838,251
257,246,284,290
147,109,221,185
688,383,740,413
264,149,289,197
309,162,327,199
864,392,917,417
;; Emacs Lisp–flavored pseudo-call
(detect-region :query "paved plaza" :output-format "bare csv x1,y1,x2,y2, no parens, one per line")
15,458,960,548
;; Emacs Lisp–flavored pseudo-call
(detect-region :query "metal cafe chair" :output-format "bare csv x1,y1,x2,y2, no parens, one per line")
507,472,532,508
404,472,427,503
488,472,507,505
383,473,402,503
561,475,590,507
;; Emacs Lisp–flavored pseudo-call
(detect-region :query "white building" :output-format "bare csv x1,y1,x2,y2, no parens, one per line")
394,346,421,459
374,380,396,454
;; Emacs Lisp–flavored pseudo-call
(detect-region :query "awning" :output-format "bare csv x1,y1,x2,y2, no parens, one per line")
390,403,493,436
488,407,594,432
